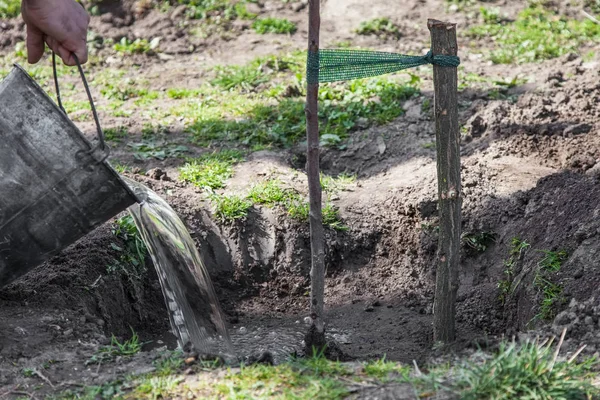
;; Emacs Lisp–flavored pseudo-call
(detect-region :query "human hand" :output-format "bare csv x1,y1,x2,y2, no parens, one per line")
21,0,90,66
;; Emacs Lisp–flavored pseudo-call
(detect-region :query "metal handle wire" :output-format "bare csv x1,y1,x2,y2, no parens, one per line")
52,51,107,154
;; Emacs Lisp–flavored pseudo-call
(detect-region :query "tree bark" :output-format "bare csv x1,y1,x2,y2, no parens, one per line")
304,0,326,352
428,19,461,344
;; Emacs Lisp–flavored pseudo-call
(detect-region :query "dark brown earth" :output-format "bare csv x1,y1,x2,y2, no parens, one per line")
1,0,600,397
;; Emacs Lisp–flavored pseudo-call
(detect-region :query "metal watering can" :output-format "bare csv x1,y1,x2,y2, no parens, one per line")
0,54,139,288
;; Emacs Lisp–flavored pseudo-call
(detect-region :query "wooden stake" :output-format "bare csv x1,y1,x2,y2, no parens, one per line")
304,0,326,351
428,19,461,344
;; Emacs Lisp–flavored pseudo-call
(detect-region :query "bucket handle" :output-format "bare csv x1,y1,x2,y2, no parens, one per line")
51,51,108,160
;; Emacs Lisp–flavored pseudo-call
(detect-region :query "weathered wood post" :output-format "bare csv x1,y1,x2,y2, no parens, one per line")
428,19,461,343
304,0,326,351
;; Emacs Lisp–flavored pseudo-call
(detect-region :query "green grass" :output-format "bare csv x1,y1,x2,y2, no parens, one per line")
211,194,253,223
461,231,496,255
533,250,568,321
188,74,418,148
179,149,244,190
362,357,411,383
498,237,530,304
454,340,597,400
128,139,188,161
0,0,20,18
109,215,148,280
113,38,160,55
176,0,252,21
86,328,142,365
356,18,401,39
247,179,347,230
252,17,297,34
104,126,129,142
468,5,600,64
320,173,356,194
215,352,350,399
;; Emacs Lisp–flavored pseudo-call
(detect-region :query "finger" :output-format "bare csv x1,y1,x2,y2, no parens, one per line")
45,37,76,66
26,24,45,64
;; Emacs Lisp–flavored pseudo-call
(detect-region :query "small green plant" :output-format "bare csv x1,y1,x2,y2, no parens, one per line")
135,376,184,398
498,237,530,304
110,215,147,275
211,194,253,223
533,250,568,321
0,0,20,18
113,37,160,54
179,150,243,190
320,173,356,194
166,88,202,99
454,339,597,399
247,180,346,230
153,351,184,376
252,17,297,34
128,139,188,161
462,231,496,255
468,5,600,64
356,18,401,39
363,357,411,382
87,328,142,365
104,126,128,142
22,367,35,378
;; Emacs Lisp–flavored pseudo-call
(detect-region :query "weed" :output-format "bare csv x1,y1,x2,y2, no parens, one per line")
183,53,417,148
179,150,243,190
462,231,496,255
22,368,35,377
247,179,290,205
109,215,148,280
248,179,347,230
153,351,184,376
166,88,202,99
211,194,253,223
533,250,568,321
538,249,568,272
252,17,297,34
363,357,411,382
468,5,600,64
177,0,246,21
498,237,530,304
0,0,19,17
128,139,188,160
454,340,597,399
135,375,184,399
87,328,142,365
212,53,302,91
320,173,356,194
356,18,401,39
114,37,160,54
104,126,128,142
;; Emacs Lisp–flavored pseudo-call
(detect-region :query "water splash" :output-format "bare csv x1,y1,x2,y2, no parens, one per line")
123,177,234,359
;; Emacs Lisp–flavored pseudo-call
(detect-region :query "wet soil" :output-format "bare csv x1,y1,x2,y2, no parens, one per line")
1,0,600,397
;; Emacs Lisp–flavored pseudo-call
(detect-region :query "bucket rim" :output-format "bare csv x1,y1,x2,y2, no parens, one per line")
5,63,142,204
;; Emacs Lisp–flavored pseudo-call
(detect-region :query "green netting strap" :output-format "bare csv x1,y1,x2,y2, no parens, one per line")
306,49,460,84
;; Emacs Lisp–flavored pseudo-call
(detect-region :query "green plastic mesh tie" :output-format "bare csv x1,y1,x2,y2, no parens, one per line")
306,49,460,84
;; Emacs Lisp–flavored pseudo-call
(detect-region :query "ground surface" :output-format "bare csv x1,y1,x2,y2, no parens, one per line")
1,0,600,398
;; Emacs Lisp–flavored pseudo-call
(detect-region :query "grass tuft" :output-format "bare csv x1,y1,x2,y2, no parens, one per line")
211,194,253,223
179,150,244,190
356,18,401,39
455,340,597,399
252,17,297,34
468,5,600,64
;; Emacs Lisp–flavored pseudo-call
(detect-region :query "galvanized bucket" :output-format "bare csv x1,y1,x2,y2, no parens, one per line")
0,55,139,288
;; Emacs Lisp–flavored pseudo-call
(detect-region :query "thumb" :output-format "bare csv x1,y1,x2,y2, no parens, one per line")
26,24,45,64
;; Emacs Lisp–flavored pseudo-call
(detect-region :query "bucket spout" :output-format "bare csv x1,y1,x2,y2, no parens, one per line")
0,65,138,288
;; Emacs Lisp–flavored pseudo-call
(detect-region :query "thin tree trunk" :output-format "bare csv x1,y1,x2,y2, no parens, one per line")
304,0,326,352
428,19,461,344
